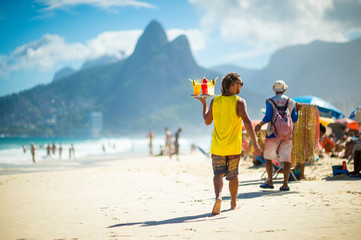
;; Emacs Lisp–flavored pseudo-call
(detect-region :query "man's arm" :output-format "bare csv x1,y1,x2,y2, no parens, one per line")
195,97,213,125
291,107,298,123
255,101,273,132
237,99,261,156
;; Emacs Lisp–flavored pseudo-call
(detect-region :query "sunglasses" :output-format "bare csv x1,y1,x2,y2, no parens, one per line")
235,82,244,86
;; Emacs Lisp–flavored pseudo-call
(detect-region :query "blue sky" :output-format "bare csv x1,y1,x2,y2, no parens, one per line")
1,0,361,96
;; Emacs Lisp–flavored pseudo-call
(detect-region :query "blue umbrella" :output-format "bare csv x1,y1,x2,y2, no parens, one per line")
293,95,344,119
350,105,361,122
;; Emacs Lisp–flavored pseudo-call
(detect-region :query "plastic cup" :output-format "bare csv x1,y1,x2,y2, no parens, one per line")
193,83,201,95
201,83,208,95
207,83,214,95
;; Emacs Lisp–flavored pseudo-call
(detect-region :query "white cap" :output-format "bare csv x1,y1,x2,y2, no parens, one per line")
273,80,288,92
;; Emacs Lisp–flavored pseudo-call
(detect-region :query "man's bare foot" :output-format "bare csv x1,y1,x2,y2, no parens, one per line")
212,198,222,215
231,201,240,210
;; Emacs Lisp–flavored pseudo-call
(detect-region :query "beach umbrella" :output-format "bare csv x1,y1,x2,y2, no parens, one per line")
335,118,359,131
336,118,354,124
294,95,344,119
350,105,361,122
346,122,359,131
319,117,335,126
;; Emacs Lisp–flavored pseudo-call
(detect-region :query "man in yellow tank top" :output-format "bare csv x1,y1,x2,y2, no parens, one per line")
196,73,261,215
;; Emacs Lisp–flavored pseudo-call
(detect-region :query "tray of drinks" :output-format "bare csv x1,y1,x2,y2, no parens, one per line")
190,77,217,97
191,94,215,97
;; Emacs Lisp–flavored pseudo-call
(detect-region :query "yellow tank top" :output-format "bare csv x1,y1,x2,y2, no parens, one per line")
211,95,243,156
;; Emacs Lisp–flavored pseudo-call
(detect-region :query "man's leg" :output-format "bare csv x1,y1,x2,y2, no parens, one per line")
229,176,239,210
265,159,274,186
279,139,292,190
262,138,279,187
299,163,305,180
282,162,291,188
212,174,223,215
350,150,361,175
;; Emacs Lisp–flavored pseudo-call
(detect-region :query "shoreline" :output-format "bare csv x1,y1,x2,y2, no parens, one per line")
1,152,360,239
0,152,148,176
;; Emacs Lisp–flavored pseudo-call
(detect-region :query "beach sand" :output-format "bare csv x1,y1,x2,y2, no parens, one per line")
0,152,360,239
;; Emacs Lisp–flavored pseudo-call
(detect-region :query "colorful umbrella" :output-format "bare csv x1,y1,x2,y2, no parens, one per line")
294,95,344,119
336,118,355,124
319,117,335,126
335,118,359,131
350,105,361,122
346,122,359,131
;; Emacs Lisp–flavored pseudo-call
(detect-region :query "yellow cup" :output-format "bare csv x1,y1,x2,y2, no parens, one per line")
193,83,201,95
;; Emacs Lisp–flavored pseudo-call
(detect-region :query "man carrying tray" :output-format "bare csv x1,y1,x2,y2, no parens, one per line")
195,72,261,215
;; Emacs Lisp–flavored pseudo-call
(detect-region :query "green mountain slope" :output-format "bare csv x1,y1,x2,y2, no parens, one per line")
0,20,219,136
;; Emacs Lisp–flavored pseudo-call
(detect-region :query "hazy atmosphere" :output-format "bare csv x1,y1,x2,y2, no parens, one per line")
1,0,361,95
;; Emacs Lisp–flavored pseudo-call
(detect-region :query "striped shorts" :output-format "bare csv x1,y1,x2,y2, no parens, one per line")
211,154,241,180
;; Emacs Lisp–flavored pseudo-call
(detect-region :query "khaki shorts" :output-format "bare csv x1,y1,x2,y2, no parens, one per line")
263,138,292,162
211,154,241,180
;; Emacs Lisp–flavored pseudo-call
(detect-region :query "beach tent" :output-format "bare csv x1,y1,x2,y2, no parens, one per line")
293,95,344,119
350,105,361,122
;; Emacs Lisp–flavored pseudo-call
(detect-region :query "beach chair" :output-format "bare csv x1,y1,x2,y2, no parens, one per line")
257,155,298,181
197,146,210,158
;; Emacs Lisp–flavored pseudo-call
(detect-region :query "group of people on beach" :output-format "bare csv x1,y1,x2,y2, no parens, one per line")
319,127,361,176
22,142,75,163
195,72,361,215
147,127,182,160
195,73,300,215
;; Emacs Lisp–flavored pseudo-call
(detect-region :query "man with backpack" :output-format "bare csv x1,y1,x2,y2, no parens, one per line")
255,80,298,191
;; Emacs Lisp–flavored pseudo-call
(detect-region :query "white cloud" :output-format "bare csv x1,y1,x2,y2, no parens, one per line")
189,0,361,49
86,30,142,58
0,30,142,77
167,28,206,52
0,27,208,78
37,0,156,10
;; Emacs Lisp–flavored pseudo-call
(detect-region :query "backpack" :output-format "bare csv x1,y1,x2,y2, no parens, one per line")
268,98,294,140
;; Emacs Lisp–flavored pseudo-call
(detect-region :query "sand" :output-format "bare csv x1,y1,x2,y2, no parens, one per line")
0,152,360,240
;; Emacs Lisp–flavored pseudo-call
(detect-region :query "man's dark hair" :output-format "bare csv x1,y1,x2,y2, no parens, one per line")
221,72,241,96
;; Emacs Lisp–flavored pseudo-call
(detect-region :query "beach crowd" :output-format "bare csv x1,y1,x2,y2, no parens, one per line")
194,73,360,215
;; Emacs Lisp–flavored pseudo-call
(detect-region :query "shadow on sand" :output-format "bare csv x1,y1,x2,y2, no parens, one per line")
108,178,300,229
108,212,227,228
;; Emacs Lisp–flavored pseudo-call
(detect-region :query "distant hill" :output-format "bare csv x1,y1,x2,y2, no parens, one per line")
0,20,221,136
211,64,259,84
81,55,122,70
1,20,360,137
52,67,76,82
246,39,361,114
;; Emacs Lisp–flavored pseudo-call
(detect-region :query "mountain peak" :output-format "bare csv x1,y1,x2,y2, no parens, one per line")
52,67,76,82
162,34,198,73
131,20,168,58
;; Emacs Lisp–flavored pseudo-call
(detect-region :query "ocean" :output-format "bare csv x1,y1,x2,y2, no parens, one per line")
0,135,211,174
